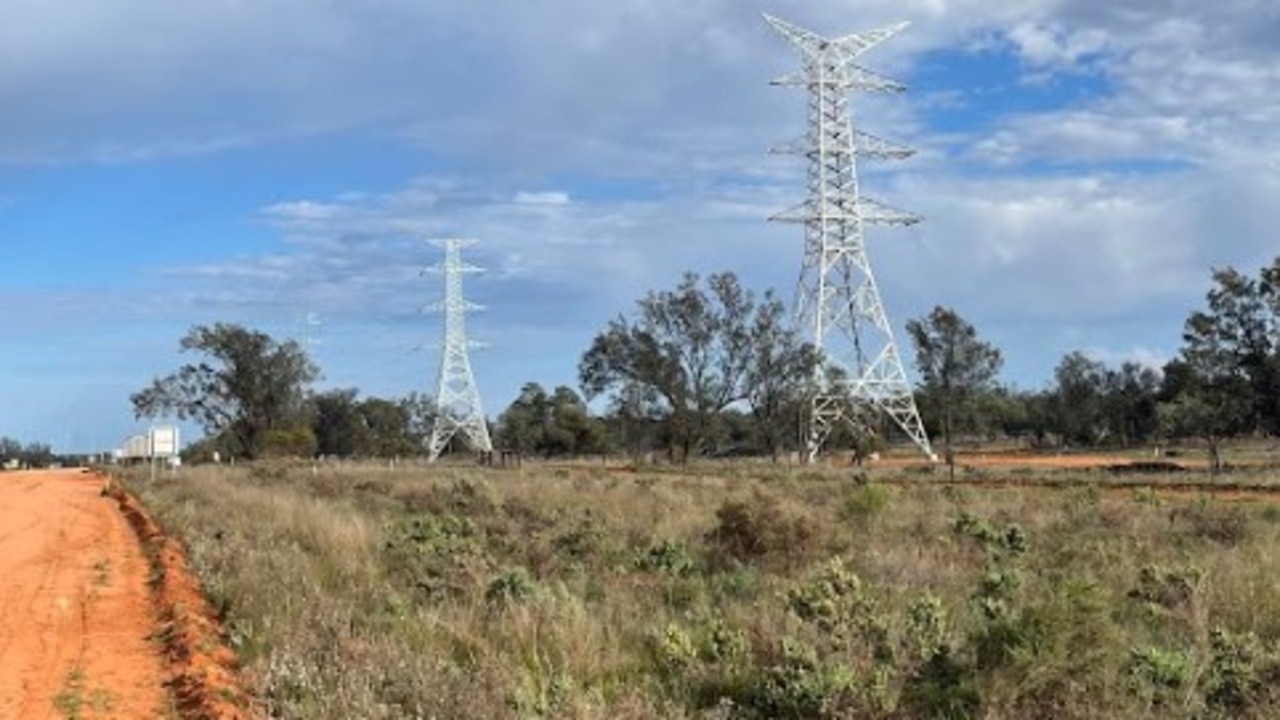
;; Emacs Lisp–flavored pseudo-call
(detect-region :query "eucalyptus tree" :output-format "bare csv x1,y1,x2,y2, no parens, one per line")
132,323,319,460
906,306,1003,478
1158,262,1280,472
580,272,815,462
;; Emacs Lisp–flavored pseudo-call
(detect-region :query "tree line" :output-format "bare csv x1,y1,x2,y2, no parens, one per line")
0,437,56,468
131,324,437,461
904,258,1280,473
132,257,1280,466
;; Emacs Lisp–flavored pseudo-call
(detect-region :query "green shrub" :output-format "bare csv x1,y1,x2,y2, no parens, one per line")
1063,483,1102,516
703,618,750,664
900,647,981,720
1128,564,1203,612
784,558,872,639
706,492,815,568
952,511,1028,560
744,638,854,719
1260,504,1280,524
635,538,696,577
1133,486,1160,507
1171,500,1252,546
654,623,698,675
840,483,891,524
508,667,573,719
383,513,486,601
262,426,319,459
399,476,497,516
710,565,761,603
973,613,1043,671
1202,628,1278,716
550,510,607,564
1126,645,1193,709
484,567,539,607
904,596,949,663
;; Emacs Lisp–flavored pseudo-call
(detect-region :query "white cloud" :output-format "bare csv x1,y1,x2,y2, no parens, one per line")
1006,21,1108,71
4,0,1280,414
893,172,1205,317
972,1,1280,171
0,0,1060,167
263,200,343,223
0,0,1271,180
514,191,571,206
973,113,1196,166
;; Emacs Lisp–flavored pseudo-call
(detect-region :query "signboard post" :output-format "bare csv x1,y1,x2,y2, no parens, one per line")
148,426,180,481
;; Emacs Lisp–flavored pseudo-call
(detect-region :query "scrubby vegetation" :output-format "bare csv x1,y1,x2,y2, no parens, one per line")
124,461,1280,719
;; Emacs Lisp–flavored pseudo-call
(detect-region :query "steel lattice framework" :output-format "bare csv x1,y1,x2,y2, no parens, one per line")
425,239,493,462
764,13,935,462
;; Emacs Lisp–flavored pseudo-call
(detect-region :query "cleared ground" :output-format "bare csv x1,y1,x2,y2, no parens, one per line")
0,470,168,719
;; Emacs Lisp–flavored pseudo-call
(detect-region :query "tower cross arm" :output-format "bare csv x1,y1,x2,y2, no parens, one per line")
763,13,909,62
849,66,907,92
771,68,906,92
860,197,922,225
770,130,915,159
429,238,479,250
424,300,486,313
423,263,484,275
762,13,827,56
767,200,816,224
856,130,915,159
834,22,910,59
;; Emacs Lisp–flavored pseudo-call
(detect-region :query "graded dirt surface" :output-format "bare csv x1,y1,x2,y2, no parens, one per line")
0,469,169,719
870,451,1168,470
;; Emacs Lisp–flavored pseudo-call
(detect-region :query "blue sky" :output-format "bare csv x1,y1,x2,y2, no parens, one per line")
1,0,1278,452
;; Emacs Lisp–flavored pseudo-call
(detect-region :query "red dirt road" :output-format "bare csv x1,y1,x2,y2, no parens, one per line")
0,470,169,719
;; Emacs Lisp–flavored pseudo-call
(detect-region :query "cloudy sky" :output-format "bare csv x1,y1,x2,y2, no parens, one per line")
1,0,1277,451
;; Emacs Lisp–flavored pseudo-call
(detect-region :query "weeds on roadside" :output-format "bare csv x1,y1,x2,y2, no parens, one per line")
54,665,114,720
91,559,111,587
122,461,1280,719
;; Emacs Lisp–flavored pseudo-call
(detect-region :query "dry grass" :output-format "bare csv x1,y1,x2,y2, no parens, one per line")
122,459,1280,719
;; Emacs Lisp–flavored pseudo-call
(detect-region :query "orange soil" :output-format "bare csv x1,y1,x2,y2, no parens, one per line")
0,470,169,719
869,452,1162,470
0,470,254,720
107,479,253,719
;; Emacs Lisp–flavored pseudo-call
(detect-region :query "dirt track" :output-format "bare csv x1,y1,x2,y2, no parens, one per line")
0,470,168,719
869,451,1179,470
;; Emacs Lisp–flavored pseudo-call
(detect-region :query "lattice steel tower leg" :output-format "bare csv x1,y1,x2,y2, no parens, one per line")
425,239,493,462
764,13,935,462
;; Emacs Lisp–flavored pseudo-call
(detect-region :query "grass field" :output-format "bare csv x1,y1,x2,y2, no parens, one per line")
122,458,1280,719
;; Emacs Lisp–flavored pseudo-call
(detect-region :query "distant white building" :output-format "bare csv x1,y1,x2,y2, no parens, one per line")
120,426,180,462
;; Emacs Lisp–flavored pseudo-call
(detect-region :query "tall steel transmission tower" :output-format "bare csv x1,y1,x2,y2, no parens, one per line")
425,239,493,462
764,13,935,462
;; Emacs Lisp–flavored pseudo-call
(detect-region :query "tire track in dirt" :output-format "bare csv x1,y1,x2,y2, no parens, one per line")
0,469,256,719
0,470,169,719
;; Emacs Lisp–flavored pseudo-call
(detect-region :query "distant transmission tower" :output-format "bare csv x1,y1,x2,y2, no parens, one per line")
764,14,935,462
298,310,323,351
425,239,493,462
